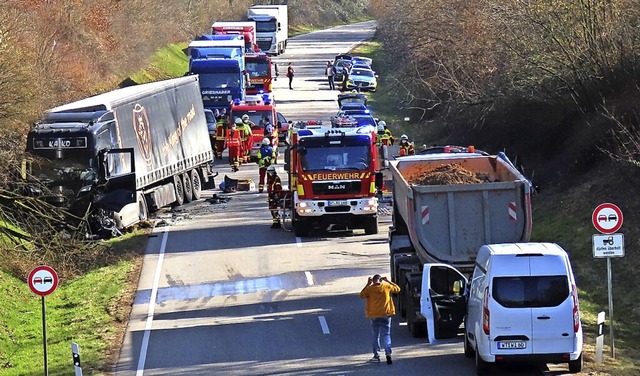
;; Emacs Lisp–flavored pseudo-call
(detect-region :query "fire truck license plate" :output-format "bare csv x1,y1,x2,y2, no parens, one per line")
497,341,526,349
328,200,348,206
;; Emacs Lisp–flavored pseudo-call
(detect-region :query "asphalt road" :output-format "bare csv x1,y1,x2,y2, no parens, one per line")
115,21,575,376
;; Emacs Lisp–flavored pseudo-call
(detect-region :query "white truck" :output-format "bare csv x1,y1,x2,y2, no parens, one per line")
388,148,533,341
247,4,288,55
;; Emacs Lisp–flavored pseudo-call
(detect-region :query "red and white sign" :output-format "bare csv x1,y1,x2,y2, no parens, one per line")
508,202,517,221
592,203,623,234
421,206,430,224
28,265,59,297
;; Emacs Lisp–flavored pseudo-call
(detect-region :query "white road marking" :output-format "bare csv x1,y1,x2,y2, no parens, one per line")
318,315,330,334
136,229,169,376
305,271,314,286
296,236,302,248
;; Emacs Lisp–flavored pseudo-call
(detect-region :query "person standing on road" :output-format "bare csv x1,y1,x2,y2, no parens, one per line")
214,111,228,160
359,274,400,365
286,62,295,90
257,138,274,193
326,61,336,90
341,63,350,92
266,165,283,228
225,119,243,172
240,114,254,164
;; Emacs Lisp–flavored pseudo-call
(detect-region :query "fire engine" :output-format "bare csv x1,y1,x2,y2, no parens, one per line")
284,126,382,237
230,94,279,160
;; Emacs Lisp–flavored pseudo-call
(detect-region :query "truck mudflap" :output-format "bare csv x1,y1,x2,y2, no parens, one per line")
419,263,468,343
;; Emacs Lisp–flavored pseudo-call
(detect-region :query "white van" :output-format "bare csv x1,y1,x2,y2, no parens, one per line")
462,243,583,374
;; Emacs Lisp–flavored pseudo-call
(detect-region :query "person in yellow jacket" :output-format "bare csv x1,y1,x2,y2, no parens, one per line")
359,274,401,364
240,114,254,163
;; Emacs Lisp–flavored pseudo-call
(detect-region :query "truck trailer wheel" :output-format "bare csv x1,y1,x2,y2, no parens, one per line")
138,192,149,221
173,175,185,206
182,172,193,203
190,170,202,200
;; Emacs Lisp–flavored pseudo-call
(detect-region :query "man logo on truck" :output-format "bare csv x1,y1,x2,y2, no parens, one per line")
133,104,153,166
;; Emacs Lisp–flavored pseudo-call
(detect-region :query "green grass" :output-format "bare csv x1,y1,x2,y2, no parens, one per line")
129,43,189,83
0,260,138,376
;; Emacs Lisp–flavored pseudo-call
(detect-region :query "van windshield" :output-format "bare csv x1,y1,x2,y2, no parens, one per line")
492,276,569,308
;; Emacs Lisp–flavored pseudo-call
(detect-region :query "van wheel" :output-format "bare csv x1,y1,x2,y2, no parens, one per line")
173,175,185,206
464,329,475,358
568,353,583,373
190,170,202,200
182,172,193,203
475,348,489,375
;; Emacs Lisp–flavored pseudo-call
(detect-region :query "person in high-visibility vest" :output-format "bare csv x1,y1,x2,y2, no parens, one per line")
214,113,228,160
257,138,274,193
379,121,394,146
399,134,415,156
266,165,283,228
240,114,254,164
225,119,243,171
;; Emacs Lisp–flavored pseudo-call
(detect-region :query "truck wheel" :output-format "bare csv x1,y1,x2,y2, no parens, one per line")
138,192,149,221
364,215,379,235
294,214,309,237
182,172,193,203
173,175,185,206
190,170,202,200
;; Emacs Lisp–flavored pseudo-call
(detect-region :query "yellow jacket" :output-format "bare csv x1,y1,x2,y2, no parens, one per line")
359,280,400,318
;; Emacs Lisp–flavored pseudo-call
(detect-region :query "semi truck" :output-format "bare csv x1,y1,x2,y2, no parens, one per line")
247,4,288,55
23,76,215,238
211,21,259,52
284,126,382,237
187,35,247,113
388,149,533,342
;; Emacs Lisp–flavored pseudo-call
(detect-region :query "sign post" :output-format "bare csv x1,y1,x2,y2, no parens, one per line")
28,265,59,376
592,203,624,359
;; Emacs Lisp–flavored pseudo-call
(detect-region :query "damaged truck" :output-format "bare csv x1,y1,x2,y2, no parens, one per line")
23,76,216,238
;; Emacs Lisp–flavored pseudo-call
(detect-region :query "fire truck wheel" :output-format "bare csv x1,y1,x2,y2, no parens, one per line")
364,216,379,235
293,216,309,237
182,172,194,203
173,175,185,206
190,170,202,200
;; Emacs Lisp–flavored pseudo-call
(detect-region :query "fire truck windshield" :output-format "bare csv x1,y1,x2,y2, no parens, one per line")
300,145,371,172
246,60,269,78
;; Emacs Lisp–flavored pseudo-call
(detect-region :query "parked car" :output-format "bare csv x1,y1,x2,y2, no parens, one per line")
276,111,290,145
337,92,368,108
346,68,378,92
349,113,376,127
463,243,583,374
330,114,358,128
352,56,373,67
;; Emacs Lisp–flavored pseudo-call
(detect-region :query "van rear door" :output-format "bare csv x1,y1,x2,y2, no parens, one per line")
420,263,467,344
529,255,575,354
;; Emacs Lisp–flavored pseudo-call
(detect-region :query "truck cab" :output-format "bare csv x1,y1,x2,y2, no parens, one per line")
247,5,288,55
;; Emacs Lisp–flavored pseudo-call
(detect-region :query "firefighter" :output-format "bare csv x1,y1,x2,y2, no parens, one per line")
399,134,415,156
376,123,385,147
214,111,228,160
240,114,254,164
266,165,283,228
225,119,243,171
379,121,394,146
257,138,274,193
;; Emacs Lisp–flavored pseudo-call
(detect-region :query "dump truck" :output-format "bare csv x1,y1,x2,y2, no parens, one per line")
24,76,215,238
388,149,533,341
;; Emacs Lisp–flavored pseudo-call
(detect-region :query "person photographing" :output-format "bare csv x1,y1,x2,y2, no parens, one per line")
359,274,400,365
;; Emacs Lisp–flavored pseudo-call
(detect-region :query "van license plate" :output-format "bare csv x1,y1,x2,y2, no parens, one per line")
497,341,526,349
328,200,348,206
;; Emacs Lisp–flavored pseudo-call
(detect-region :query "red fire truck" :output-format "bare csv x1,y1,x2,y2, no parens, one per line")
284,126,382,237
245,53,274,95
229,94,279,160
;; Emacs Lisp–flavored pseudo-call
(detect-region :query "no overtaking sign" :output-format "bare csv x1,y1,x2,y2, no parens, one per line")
592,203,623,234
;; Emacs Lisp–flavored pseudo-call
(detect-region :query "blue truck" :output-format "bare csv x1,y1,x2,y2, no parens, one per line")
187,35,247,113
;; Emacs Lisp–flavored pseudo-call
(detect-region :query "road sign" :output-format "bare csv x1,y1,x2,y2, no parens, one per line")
592,203,623,234
593,233,625,258
28,265,59,296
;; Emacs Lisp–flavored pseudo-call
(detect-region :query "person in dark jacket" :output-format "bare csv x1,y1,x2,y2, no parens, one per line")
286,62,295,90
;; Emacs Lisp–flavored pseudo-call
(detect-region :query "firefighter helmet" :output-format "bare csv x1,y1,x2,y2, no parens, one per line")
378,120,387,128
401,134,408,140
262,138,270,146
235,118,243,125
377,124,384,133
267,165,276,173
242,114,250,121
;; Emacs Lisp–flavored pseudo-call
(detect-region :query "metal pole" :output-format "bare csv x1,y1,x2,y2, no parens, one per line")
42,296,48,376
607,257,615,358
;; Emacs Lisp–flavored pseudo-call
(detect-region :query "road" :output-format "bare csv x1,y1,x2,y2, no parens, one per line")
115,21,574,376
